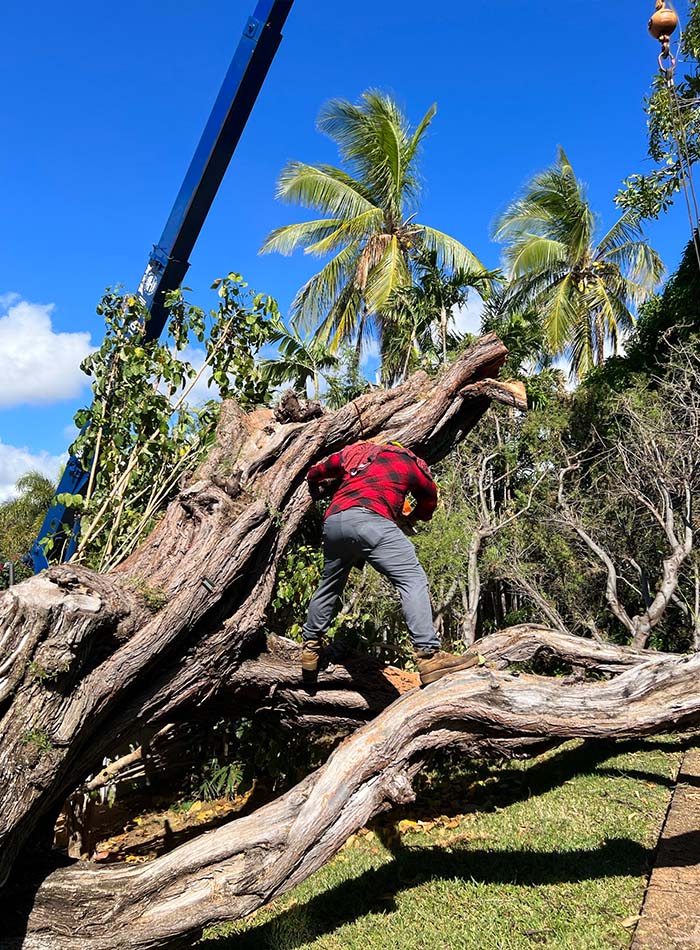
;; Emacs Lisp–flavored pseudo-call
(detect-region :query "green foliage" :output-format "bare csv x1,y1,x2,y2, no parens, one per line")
195,757,244,801
617,2,700,221
182,715,342,805
382,249,498,384
68,274,280,570
206,276,280,407
493,147,664,379
129,578,168,612
234,718,344,794
596,233,700,388
21,728,53,754
0,471,57,581
481,306,566,409
260,320,339,398
269,542,324,639
27,661,67,685
322,346,371,410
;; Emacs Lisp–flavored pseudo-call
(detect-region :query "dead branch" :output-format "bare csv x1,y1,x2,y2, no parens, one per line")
8,647,699,950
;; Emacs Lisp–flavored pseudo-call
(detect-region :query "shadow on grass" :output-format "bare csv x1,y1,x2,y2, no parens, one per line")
199,837,652,950
199,736,695,949
392,736,695,824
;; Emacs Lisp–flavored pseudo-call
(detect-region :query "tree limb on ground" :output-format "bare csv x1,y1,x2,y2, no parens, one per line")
6,646,699,949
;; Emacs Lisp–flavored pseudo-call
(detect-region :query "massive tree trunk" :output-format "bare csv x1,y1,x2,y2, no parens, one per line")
0,336,521,888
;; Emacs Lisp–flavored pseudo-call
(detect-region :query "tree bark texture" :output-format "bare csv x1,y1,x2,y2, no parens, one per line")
0,335,518,889
5,638,700,949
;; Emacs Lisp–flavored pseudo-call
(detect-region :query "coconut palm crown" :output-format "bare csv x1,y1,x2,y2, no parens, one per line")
260,90,490,350
492,147,664,378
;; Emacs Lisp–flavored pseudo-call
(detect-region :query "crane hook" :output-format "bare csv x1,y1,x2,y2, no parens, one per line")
649,0,679,67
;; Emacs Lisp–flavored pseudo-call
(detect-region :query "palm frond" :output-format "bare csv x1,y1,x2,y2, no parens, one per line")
599,240,664,292
494,149,593,259
259,219,343,256
404,103,437,169
317,90,430,216
317,97,370,162
275,162,374,218
418,226,492,294
304,208,384,256
567,316,595,379
315,165,375,204
595,212,645,253
364,235,411,313
604,269,658,309
586,280,635,339
313,282,365,350
542,273,579,353
504,236,567,278
372,107,404,212
291,243,361,330
492,197,558,241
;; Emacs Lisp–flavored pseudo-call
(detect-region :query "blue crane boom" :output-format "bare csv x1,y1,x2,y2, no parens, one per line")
28,0,294,573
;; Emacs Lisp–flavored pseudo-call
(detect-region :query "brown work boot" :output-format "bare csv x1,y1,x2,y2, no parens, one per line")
301,639,323,674
416,649,479,687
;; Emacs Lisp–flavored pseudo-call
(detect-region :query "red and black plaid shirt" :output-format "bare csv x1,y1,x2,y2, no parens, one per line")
307,441,438,523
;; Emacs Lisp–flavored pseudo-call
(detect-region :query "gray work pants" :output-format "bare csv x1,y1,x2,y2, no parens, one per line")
302,507,439,653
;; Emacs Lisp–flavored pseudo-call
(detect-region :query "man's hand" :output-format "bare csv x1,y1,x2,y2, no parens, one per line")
308,478,342,501
308,481,324,501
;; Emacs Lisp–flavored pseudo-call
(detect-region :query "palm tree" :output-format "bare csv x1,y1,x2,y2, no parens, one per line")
492,147,664,378
259,319,338,398
260,90,490,352
383,250,498,382
0,470,57,562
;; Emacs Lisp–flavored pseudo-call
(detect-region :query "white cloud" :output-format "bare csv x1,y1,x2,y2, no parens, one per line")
0,440,65,502
452,294,485,336
170,345,218,408
359,337,380,370
0,298,92,408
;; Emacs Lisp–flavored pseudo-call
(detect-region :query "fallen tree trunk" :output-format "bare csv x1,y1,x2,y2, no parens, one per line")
223,623,664,730
0,335,518,887
49,622,662,849
6,649,700,949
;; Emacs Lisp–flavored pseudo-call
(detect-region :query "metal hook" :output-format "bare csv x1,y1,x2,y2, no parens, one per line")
659,50,677,75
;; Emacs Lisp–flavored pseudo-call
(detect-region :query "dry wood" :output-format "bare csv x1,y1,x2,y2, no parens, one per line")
5,646,699,949
224,624,663,730
53,624,661,814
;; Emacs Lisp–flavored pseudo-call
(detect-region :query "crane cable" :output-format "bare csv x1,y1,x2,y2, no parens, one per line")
650,2,700,270
663,54,700,270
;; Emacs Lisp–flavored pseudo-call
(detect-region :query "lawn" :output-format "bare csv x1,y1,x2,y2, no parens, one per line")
201,736,692,950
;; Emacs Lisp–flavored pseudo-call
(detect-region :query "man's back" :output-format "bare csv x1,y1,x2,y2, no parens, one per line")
307,441,438,523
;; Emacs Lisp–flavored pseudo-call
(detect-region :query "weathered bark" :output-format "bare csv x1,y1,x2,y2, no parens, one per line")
18,621,674,881
0,335,518,887
5,645,700,949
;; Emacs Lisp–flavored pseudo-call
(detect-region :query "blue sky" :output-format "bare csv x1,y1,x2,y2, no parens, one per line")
0,0,693,499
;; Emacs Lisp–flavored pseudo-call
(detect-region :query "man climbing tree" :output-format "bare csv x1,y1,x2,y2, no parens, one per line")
301,439,480,684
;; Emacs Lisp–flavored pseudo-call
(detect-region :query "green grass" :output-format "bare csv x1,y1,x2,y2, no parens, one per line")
201,736,693,950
